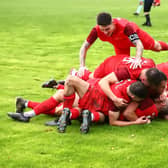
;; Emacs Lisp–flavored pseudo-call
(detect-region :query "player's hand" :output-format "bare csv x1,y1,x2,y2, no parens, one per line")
78,66,87,77
130,57,142,69
122,57,142,69
113,97,128,108
136,116,151,125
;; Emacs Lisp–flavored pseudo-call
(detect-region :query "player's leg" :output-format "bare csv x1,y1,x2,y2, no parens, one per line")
134,0,144,15
153,41,168,51
8,90,65,122
58,75,90,133
143,0,153,26
138,30,168,52
80,110,105,134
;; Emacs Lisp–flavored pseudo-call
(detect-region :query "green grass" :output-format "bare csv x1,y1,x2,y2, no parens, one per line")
0,0,168,167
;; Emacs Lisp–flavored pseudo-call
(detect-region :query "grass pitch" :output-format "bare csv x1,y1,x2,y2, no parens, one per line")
0,0,168,167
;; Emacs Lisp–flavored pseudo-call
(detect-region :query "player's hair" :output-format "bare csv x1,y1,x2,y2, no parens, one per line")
97,12,112,26
129,81,148,99
158,101,168,119
146,68,167,86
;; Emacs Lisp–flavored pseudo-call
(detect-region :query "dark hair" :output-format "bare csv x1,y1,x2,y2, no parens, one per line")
97,12,112,26
158,103,168,119
146,68,167,86
129,81,148,99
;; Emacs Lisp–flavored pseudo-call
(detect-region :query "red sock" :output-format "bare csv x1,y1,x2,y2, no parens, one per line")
34,96,59,115
158,41,168,50
56,84,64,90
63,93,75,109
27,101,40,109
91,112,100,122
81,69,92,81
70,108,80,120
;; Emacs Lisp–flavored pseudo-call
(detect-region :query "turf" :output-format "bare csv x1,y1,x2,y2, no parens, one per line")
0,0,168,167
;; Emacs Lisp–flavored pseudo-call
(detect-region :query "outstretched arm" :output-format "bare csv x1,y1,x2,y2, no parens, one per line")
108,110,149,126
79,40,91,67
124,23,144,69
79,27,98,75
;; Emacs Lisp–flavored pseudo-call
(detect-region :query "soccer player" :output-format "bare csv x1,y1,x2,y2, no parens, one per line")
109,97,168,126
57,75,149,133
143,0,160,26
143,0,153,26
79,12,168,73
75,55,157,105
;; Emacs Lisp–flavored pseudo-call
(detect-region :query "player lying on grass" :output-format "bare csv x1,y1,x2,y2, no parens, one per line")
78,12,168,72
42,60,168,93
56,73,166,133
7,82,168,127
56,77,150,133
7,76,167,133
65,56,167,109
109,96,168,126
8,65,166,123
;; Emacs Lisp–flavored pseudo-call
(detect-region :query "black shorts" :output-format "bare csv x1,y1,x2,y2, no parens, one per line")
144,0,154,12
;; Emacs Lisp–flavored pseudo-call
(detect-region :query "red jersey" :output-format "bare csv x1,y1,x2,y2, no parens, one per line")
157,62,168,90
86,18,155,55
94,55,155,80
79,79,135,115
110,79,134,103
119,97,158,120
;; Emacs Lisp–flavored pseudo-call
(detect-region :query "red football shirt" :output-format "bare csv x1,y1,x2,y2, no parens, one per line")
86,18,155,53
94,55,155,80
110,79,136,103
119,97,158,120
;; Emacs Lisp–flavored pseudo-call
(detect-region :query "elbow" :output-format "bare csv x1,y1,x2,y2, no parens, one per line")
108,112,116,126
123,111,131,120
123,111,137,121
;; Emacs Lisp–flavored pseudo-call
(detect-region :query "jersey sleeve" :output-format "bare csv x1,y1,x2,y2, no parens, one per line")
124,23,140,43
136,98,158,118
86,27,98,45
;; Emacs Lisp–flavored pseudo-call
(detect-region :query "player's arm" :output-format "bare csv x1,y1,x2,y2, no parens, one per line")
79,27,98,70
99,73,128,108
133,39,144,60
108,110,148,126
124,23,144,69
79,40,91,67
122,101,139,121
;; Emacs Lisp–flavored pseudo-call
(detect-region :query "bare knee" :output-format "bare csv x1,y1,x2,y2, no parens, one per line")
65,75,76,86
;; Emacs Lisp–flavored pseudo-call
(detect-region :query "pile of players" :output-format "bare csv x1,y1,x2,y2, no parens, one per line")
7,12,168,134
